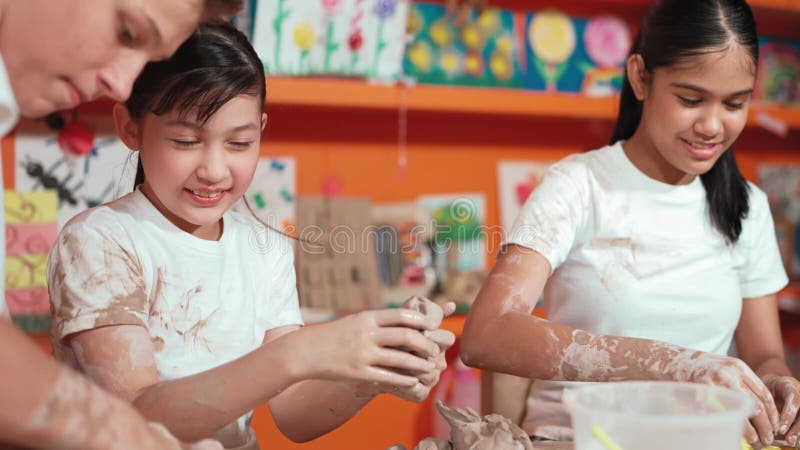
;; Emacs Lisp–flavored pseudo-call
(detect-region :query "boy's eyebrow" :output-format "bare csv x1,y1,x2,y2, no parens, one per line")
670,82,753,97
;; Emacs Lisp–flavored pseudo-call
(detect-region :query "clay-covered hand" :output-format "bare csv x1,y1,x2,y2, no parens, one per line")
283,308,441,386
389,299,457,403
762,374,800,446
670,351,780,446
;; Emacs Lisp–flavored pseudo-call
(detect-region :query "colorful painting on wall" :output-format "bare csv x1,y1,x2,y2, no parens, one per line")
252,0,409,80
525,9,629,96
233,156,296,235
497,160,554,232
403,3,526,88
416,193,486,273
5,190,58,333
15,119,136,229
758,164,800,278
756,37,800,106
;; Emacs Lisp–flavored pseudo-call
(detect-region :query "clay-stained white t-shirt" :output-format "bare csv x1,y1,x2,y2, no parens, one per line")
504,142,788,440
48,188,303,447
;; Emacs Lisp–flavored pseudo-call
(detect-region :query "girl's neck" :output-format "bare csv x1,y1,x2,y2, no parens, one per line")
622,129,696,186
139,184,223,241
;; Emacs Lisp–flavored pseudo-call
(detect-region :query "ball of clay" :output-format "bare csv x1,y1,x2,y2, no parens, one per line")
404,296,444,327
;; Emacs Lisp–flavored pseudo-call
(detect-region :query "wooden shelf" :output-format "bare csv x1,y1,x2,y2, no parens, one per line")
266,77,618,119
266,77,800,130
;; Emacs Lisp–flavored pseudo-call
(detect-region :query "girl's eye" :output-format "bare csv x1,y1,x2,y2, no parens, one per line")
172,140,198,147
725,102,745,110
230,141,254,149
678,96,701,107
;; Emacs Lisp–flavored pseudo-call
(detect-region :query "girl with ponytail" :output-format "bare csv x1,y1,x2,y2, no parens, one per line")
462,0,799,446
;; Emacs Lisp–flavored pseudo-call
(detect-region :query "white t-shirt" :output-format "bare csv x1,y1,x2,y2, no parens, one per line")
0,52,21,319
504,142,788,440
48,188,303,448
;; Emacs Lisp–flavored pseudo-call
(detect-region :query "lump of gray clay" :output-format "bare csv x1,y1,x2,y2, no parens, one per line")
435,400,533,450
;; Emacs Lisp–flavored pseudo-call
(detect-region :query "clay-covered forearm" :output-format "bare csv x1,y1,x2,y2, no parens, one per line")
268,380,374,442
131,339,302,442
0,320,179,450
461,295,702,383
460,247,706,383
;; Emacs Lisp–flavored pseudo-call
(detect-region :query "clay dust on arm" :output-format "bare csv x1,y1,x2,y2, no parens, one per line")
0,319,220,450
460,245,780,440
70,323,311,443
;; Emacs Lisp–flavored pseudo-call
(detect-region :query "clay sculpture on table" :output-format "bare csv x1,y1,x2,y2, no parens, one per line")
401,401,534,450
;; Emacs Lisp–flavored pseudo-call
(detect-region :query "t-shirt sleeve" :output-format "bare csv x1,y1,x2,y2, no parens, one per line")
504,157,591,271
735,185,789,299
260,231,303,330
48,214,148,343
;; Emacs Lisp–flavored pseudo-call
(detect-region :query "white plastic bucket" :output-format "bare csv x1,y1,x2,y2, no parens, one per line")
562,381,754,450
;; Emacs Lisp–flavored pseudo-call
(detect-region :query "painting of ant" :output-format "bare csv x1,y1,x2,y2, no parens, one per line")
15,116,136,228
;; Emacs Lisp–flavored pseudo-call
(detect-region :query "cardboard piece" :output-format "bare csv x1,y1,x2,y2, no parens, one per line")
296,196,382,312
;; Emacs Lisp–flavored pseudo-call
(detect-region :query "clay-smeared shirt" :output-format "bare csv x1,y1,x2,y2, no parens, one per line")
48,188,303,447
504,141,788,440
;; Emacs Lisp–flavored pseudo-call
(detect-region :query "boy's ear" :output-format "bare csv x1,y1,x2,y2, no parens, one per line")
626,54,650,101
112,103,141,151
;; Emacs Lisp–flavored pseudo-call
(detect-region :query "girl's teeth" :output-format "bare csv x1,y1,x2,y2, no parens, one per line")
192,190,220,198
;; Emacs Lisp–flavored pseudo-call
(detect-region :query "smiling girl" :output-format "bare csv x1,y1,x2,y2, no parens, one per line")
47,22,453,450
461,0,800,447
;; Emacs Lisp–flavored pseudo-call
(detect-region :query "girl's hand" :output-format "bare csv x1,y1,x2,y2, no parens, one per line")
671,351,780,445
284,308,441,386
390,301,458,403
762,374,800,446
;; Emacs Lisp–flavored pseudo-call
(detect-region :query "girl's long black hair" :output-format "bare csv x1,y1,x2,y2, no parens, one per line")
611,0,759,244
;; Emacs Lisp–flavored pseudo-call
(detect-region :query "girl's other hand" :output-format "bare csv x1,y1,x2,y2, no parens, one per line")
762,374,800,446
671,351,779,445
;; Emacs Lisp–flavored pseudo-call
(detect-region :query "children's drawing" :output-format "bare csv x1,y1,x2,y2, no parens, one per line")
15,119,136,228
758,164,800,276
234,156,296,235
252,0,409,80
497,160,554,232
526,9,577,92
581,15,629,96
4,190,58,333
756,38,800,106
403,2,525,88
417,193,486,273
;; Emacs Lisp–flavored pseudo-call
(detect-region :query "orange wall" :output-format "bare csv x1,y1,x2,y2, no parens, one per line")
246,105,799,448
5,104,799,450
